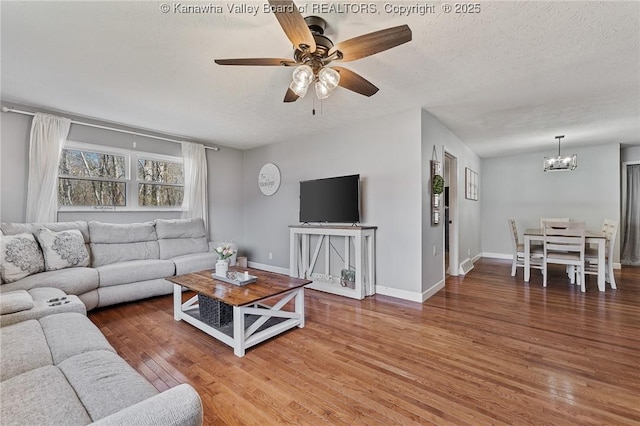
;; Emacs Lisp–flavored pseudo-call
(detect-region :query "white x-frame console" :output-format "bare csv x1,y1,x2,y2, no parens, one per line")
289,225,377,300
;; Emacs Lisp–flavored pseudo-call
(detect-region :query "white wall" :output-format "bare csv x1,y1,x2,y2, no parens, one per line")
0,102,244,244
481,143,621,261
421,110,482,293
242,109,425,297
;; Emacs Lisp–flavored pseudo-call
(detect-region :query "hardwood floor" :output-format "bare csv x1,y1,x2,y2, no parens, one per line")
89,259,640,425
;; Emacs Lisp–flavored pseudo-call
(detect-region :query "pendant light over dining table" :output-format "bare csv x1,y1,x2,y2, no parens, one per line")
543,135,577,171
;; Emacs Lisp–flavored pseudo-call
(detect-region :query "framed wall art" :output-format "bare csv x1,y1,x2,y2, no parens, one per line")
465,167,478,201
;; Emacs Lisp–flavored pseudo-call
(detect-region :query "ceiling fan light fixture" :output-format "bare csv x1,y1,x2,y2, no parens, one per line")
292,64,314,86
314,79,332,99
289,80,309,97
318,67,340,90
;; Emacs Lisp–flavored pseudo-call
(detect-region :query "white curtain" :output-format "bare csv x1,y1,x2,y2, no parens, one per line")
25,113,71,223
621,164,640,265
181,142,209,232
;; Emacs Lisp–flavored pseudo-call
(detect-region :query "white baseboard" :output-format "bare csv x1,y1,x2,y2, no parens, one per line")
472,253,483,262
482,252,513,260
614,263,622,270
247,261,289,275
376,279,444,303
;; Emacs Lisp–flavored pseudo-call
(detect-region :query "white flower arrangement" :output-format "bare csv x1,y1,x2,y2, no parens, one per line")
214,243,236,260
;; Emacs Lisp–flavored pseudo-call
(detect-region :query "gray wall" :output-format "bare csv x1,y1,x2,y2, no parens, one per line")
480,143,621,261
0,102,244,244
242,109,424,294
1,102,486,299
621,145,640,162
421,109,482,290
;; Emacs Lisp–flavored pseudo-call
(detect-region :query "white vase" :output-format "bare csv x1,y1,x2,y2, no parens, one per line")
215,259,229,277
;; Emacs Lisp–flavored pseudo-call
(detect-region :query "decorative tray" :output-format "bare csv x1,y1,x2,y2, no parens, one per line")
212,271,257,286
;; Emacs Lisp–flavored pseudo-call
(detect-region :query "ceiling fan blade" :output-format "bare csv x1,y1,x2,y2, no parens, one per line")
329,25,412,62
215,58,297,66
333,67,379,97
284,88,300,103
268,0,316,52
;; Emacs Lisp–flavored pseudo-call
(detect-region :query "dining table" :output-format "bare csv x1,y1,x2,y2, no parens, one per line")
523,228,607,291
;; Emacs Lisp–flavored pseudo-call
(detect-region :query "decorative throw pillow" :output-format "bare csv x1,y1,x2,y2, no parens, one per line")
36,228,89,271
0,233,45,283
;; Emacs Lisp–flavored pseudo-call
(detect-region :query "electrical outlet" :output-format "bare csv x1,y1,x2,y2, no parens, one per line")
433,245,437,256
468,248,471,256
269,252,273,260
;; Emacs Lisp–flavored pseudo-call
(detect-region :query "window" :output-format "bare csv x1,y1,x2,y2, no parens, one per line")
58,142,183,210
137,157,184,207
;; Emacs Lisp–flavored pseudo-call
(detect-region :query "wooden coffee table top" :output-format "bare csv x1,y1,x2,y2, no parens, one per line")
167,267,312,307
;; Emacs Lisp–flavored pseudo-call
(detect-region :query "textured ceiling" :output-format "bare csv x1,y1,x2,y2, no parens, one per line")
1,1,639,157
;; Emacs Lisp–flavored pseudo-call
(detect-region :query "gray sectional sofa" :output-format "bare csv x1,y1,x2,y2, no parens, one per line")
1,312,202,425
0,218,225,310
0,218,215,425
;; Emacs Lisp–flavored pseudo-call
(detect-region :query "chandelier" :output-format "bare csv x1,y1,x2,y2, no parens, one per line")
543,135,577,171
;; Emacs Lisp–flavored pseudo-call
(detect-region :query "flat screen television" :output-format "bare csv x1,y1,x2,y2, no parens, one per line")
299,174,360,223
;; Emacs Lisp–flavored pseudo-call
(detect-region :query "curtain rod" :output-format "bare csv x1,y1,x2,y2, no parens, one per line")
1,106,220,151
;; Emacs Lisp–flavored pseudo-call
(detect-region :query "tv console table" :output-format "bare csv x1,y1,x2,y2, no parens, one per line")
289,225,376,300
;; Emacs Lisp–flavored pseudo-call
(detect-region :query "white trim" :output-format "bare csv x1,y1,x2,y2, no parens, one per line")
60,140,184,211
482,252,514,260
472,253,483,263
376,279,444,303
444,149,460,277
614,262,622,270
247,261,290,275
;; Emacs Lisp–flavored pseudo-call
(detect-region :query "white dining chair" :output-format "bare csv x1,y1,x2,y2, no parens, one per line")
508,219,543,277
543,221,586,292
584,219,618,289
540,217,570,229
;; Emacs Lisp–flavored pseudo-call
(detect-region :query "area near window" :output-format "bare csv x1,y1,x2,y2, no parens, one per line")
58,141,184,211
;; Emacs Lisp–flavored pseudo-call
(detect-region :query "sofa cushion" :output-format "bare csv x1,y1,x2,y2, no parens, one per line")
0,366,92,426
172,252,216,275
0,267,99,296
35,228,90,271
39,313,115,364
0,232,45,282
96,259,175,287
156,218,205,239
156,218,209,259
97,279,173,307
0,289,87,327
89,221,157,244
0,320,53,381
0,289,34,314
58,350,159,421
89,221,161,267
91,241,160,267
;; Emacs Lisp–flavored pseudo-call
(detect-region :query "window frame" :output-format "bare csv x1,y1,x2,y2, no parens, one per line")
135,152,185,209
58,141,184,212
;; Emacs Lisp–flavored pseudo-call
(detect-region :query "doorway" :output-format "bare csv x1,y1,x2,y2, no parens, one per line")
444,151,459,276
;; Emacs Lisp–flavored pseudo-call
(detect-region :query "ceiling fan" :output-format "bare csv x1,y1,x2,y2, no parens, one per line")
214,0,412,103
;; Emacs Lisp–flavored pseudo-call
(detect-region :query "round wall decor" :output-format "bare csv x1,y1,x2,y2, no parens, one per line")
258,163,281,196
